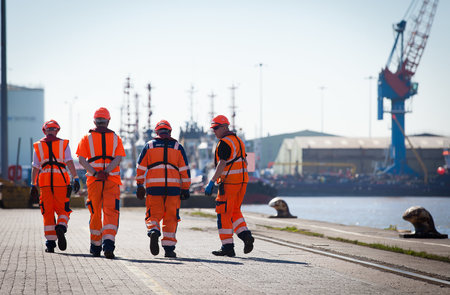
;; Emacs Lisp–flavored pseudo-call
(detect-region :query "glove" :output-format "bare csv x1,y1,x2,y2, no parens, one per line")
136,184,146,200
204,180,214,196
96,170,109,181
30,185,39,200
180,189,190,200
73,179,80,193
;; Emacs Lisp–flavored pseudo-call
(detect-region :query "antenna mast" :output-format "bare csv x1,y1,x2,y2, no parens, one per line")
229,84,238,132
187,84,196,123
208,91,216,123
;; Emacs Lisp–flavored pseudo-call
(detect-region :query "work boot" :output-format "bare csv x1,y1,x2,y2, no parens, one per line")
148,230,161,256
163,246,177,258
104,251,115,259
238,231,254,254
90,244,102,257
45,240,56,253
55,225,67,251
212,244,235,257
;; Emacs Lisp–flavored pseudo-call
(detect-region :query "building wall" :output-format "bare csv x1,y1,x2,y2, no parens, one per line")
6,86,44,168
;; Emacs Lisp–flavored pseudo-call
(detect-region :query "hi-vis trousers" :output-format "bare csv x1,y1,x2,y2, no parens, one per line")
39,186,71,242
215,183,249,245
145,195,181,248
86,180,120,247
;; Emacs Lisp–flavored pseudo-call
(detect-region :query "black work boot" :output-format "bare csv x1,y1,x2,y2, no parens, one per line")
212,244,235,257
238,231,254,254
163,246,177,258
55,225,67,251
90,244,102,257
148,230,161,256
103,239,116,259
104,251,115,259
45,240,56,253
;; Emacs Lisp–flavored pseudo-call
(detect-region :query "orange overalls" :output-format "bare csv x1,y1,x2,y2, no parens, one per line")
33,138,72,248
136,136,190,250
214,133,251,248
76,129,125,253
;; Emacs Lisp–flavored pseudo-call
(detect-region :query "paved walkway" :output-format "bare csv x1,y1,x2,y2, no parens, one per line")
0,207,449,294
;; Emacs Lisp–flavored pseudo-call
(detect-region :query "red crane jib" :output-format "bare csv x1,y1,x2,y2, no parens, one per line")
383,67,412,98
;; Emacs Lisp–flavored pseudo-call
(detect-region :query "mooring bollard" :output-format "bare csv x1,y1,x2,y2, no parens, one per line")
268,197,297,218
400,206,448,239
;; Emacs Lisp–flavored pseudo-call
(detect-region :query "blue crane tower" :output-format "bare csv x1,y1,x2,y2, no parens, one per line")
377,0,438,175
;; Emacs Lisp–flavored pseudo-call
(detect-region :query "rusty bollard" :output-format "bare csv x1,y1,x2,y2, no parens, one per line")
268,197,297,218
400,206,448,239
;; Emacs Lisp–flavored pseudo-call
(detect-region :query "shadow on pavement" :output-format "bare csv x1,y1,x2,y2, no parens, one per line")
175,257,243,265
238,256,308,265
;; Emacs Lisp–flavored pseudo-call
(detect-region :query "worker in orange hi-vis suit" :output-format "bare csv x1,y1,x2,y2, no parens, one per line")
205,115,254,257
135,120,191,258
76,107,126,259
30,120,80,253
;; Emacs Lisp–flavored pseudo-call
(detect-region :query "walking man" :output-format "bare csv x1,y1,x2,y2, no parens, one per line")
30,120,80,253
135,120,191,258
76,107,125,259
205,115,254,257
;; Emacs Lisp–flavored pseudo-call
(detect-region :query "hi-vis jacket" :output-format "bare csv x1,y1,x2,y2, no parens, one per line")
136,137,191,196
76,130,125,186
215,133,248,184
33,139,70,187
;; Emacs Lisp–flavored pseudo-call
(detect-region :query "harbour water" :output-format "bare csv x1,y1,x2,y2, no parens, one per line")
242,196,450,236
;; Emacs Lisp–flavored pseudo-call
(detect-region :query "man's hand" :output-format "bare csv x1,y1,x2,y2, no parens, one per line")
30,185,39,200
73,179,80,193
96,170,109,181
204,180,215,196
180,189,190,200
136,184,146,200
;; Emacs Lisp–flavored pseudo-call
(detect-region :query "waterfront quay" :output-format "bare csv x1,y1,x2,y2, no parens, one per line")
0,207,449,294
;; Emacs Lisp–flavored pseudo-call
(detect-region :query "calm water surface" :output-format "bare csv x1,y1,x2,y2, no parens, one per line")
242,196,450,235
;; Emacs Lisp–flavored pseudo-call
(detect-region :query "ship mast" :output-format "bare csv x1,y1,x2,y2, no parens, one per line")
187,84,196,123
208,91,216,123
144,83,153,141
229,84,238,132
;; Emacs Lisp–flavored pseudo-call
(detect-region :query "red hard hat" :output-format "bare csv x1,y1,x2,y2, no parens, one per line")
155,120,172,131
94,107,111,120
210,115,230,128
42,120,60,134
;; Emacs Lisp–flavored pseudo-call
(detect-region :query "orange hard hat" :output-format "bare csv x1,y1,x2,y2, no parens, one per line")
42,119,60,133
94,107,111,120
210,115,230,128
155,120,172,131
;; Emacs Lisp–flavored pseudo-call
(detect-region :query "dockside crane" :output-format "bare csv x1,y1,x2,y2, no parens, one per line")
377,0,438,175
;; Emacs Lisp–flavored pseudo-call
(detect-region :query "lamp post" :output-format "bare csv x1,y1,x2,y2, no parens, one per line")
1,0,8,178
365,76,375,138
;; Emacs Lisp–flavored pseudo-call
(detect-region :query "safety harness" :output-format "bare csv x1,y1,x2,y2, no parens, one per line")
216,133,246,183
41,141,68,193
87,132,115,168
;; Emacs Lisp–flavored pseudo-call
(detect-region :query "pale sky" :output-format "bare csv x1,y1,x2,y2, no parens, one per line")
8,0,450,145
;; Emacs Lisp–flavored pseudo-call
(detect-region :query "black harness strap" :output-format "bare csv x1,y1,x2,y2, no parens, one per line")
87,133,115,164
220,134,246,183
163,139,169,196
43,141,68,193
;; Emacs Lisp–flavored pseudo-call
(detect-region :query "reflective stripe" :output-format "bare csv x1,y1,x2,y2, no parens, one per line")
221,238,234,245
91,229,102,235
91,240,102,246
46,235,57,241
221,168,248,176
44,225,55,231
112,134,118,157
58,140,64,162
146,178,181,184
161,240,176,246
41,168,68,174
179,166,189,172
136,175,145,180
235,226,247,234
88,134,96,158
91,163,106,168
103,234,115,241
37,143,45,163
109,171,120,176
103,224,118,232
163,232,176,238
137,164,147,171
219,228,233,235
181,178,190,183
148,164,179,171
58,215,69,222
232,218,244,228
222,137,237,160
